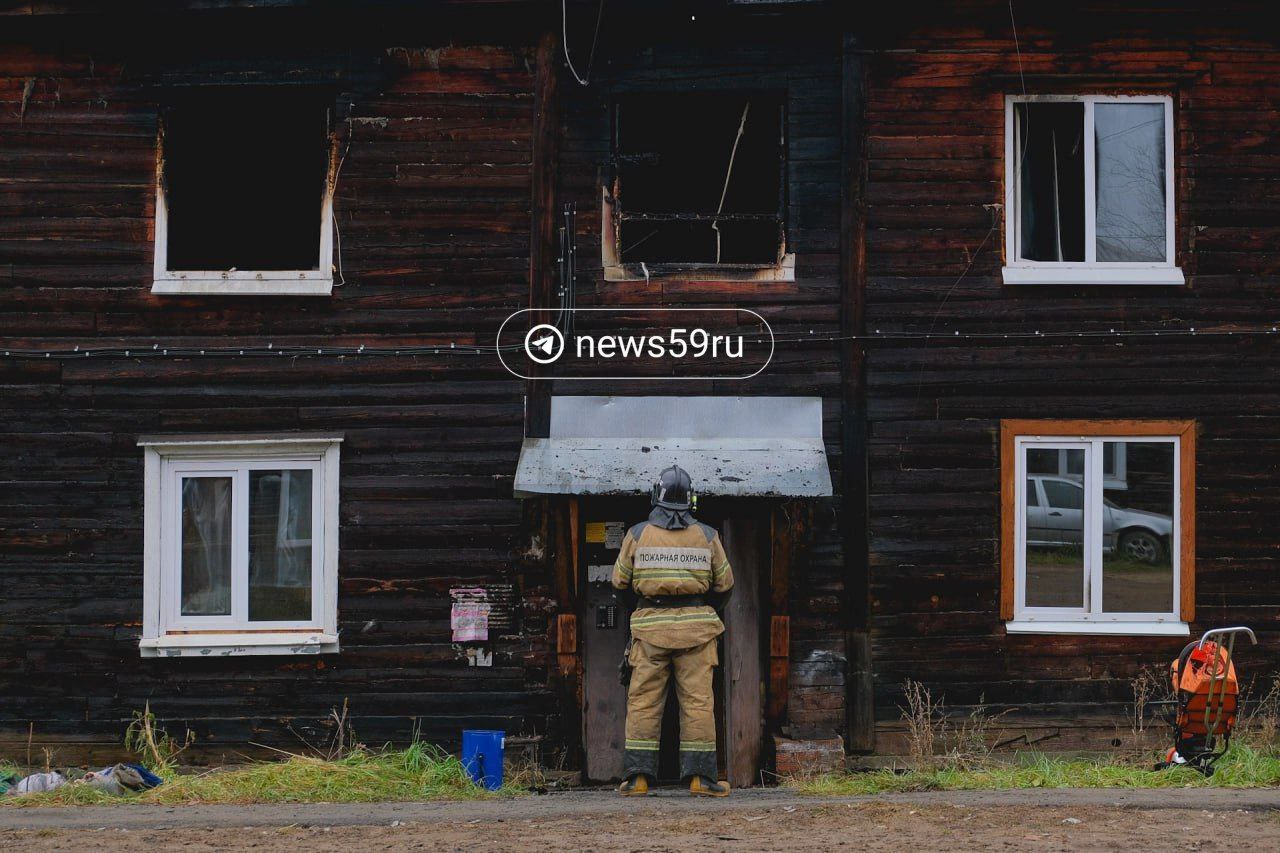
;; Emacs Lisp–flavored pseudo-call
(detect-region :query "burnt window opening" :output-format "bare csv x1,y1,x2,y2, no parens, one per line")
160,87,332,272
611,93,785,266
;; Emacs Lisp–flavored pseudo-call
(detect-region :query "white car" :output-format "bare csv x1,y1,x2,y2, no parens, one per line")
1026,474,1173,564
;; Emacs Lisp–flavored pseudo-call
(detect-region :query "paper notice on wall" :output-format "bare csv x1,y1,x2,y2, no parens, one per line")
450,587,490,642
585,522,606,544
588,564,613,583
604,521,626,550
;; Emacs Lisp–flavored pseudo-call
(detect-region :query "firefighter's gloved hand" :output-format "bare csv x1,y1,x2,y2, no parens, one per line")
706,588,733,613
618,639,633,687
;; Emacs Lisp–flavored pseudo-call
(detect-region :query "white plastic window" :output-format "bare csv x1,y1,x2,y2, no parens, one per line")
139,435,341,656
1010,435,1185,635
1003,95,1181,286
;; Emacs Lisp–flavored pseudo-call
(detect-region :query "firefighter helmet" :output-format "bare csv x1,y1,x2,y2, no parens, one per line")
651,464,694,510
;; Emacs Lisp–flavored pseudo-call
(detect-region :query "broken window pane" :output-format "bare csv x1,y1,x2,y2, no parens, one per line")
1095,103,1167,262
614,93,784,265
1015,102,1085,262
163,88,330,271
248,469,314,622
180,476,233,616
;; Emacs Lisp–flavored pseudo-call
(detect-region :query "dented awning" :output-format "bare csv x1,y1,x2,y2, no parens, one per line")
513,396,833,498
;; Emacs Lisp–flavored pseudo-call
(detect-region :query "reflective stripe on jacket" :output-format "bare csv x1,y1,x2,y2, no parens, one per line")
612,519,734,649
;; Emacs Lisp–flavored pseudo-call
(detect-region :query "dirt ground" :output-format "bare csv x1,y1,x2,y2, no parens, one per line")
3,789,1279,851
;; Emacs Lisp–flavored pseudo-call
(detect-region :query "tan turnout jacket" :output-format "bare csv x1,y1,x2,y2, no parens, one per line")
611,519,734,649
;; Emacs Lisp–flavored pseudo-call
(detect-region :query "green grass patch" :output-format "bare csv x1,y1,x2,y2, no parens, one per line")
792,743,1280,796
2,742,521,807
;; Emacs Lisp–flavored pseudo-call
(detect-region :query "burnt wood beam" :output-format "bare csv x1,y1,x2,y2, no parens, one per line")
840,31,874,755
526,28,559,440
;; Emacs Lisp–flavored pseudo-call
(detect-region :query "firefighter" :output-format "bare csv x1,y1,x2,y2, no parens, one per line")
612,464,734,797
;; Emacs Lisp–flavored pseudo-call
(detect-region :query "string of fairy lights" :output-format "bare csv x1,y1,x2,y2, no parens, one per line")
1,324,1277,361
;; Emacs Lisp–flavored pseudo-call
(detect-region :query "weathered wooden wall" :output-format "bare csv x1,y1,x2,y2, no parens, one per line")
554,1,849,741
8,0,1267,764
862,0,1280,749
0,5,559,762
0,0,857,765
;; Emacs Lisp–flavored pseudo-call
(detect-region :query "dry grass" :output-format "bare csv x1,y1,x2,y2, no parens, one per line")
899,679,942,766
1129,664,1173,736
795,673,1280,796
3,705,522,807
794,743,1280,795
3,742,519,807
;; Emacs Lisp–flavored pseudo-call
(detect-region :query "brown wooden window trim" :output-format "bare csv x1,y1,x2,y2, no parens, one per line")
999,419,1196,624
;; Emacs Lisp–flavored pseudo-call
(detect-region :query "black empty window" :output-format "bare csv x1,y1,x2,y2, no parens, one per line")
162,88,331,271
612,93,785,265
1014,102,1085,263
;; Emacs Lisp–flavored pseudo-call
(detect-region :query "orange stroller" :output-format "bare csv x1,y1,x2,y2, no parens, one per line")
1156,626,1257,776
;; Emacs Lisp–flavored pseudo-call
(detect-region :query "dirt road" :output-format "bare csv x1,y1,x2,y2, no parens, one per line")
3,788,1278,851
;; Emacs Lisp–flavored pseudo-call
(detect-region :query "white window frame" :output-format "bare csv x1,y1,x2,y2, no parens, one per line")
150,120,335,297
138,434,342,656
1002,94,1182,286
1008,434,1186,636
1032,445,1128,490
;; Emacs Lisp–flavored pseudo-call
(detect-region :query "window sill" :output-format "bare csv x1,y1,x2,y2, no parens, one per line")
151,277,334,296
1001,266,1185,287
604,255,796,283
140,632,339,657
1006,620,1188,637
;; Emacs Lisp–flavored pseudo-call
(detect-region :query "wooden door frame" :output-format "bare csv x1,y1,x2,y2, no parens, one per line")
554,495,804,782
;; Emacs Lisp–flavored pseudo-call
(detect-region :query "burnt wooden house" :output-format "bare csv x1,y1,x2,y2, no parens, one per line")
2,0,1279,778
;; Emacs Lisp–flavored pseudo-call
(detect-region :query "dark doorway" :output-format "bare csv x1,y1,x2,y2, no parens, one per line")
578,497,766,786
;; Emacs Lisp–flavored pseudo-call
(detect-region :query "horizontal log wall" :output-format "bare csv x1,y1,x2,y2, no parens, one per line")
555,3,849,739
0,7,557,762
0,1,858,763
863,0,1280,742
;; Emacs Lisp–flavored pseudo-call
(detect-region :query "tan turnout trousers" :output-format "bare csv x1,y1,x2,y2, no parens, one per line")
623,638,719,779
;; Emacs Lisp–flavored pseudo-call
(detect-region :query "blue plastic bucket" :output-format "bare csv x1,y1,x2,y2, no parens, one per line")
461,729,505,790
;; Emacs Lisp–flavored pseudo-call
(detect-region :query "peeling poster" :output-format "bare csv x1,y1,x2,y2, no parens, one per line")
450,587,490,643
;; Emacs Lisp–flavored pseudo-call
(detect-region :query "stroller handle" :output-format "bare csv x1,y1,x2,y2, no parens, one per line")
1196,626,1257,649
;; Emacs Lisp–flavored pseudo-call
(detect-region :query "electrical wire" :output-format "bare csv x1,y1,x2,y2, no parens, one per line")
4,324,1279,361
562,0,605,87
909,0,1028,402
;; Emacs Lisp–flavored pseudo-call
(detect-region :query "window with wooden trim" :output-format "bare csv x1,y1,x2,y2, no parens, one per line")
602,92,792,281
153,87,336,296
1000,420,1195,635
139,434,341,656
1002,95,1182,286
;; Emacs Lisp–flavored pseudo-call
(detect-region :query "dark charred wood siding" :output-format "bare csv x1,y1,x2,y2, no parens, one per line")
554,2,849,740
0,7,557,761
10,0,1271,763
862,0,1280,747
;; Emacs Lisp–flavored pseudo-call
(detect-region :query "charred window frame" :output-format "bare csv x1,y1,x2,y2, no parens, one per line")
603,92,792,280
152,86,337,296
